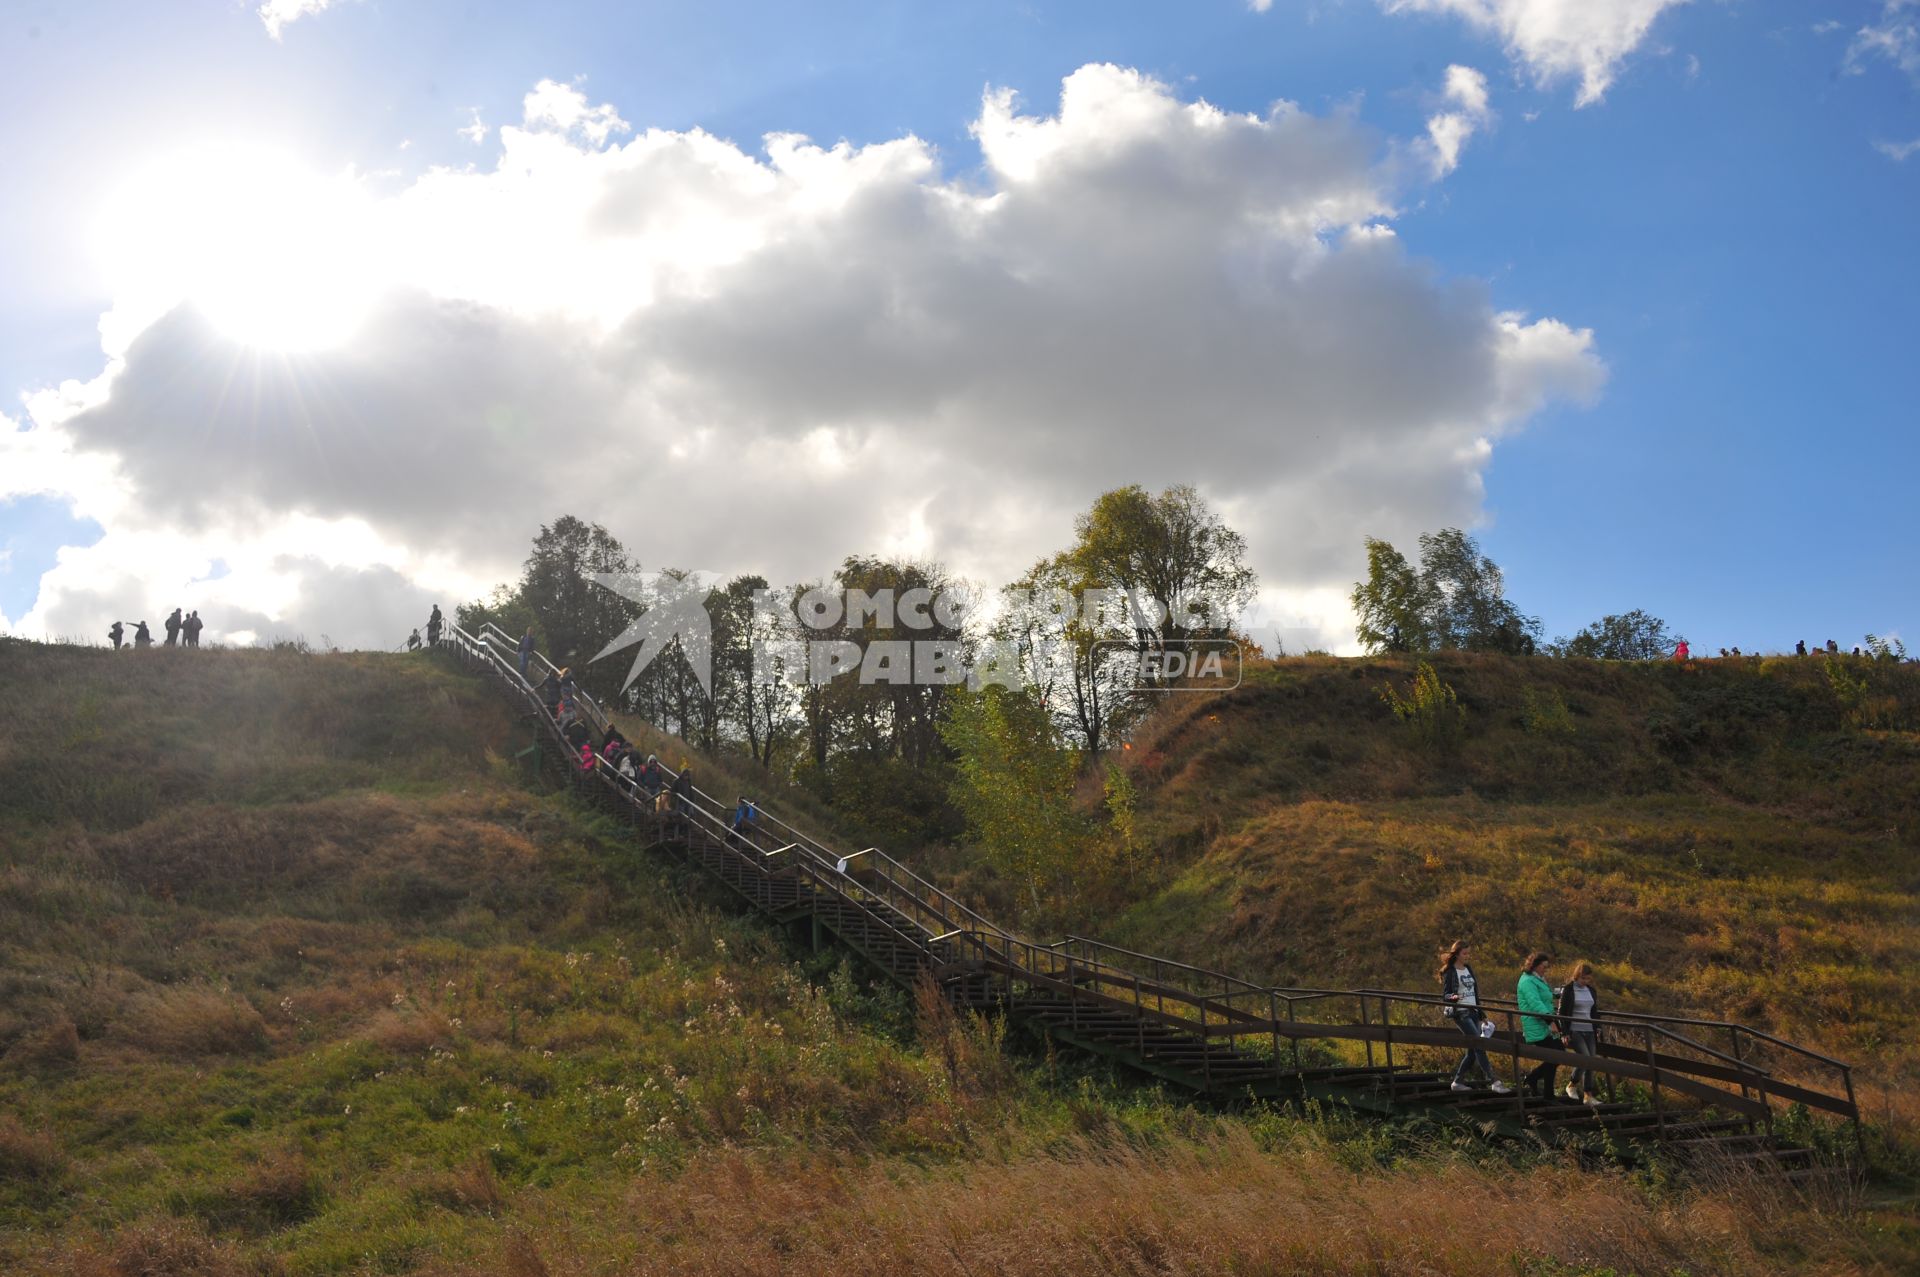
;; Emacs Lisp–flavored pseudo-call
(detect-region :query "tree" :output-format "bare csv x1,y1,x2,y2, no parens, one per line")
1351,537,1434,654
1549,610,1682,661
710,575,802,769
459,516,642,702
1068,485,1257,658
999,552,1145,761
1349,528,1539,655
940,684,1087,915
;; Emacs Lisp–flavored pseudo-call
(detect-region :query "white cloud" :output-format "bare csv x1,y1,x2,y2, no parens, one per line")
1848,2,1920,81
1382,0,1689,106
257,0,337,42
9,65,1602,652
1424,64,1494,176
521,79,631,147
458,108,489,146
1874,136,1920,160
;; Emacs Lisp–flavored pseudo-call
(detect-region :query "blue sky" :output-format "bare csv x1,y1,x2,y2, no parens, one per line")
1,0,1915,651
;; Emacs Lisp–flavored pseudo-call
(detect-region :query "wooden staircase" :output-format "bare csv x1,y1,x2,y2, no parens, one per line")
439,621,1864,1179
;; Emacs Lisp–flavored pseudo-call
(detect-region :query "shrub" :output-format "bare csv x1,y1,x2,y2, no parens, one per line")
1521,687,1575,737
1379,662,1465,753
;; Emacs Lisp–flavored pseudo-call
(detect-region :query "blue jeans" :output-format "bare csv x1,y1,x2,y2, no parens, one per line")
1451,1012,1493,1084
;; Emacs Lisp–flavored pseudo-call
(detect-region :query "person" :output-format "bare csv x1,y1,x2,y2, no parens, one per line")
537,668,564,713
729,796,758,844
1795,639,1807,657
672,761,694,815
1439,941,1510,1094
1853,646,1862,658
186,611,204,647
425,605,443,647
563,718,592,766
1516,952,1563,1099
164,608,183,646
1826,639,1839,655
1557,961,1602,1105
557,666,577,704
407,628,422,652
639,753,663,797
518,628,536,681
108,621,125,650
615,746,639,789
133,620,153,648
1673,639,1689,661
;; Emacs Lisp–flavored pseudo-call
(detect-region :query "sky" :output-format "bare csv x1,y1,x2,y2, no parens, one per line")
1,0,1915,654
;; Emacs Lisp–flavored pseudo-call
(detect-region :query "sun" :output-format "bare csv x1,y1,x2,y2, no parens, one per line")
96,142,380,352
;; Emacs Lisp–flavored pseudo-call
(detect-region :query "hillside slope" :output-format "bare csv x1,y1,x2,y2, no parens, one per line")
1,639,1912,1275
1086,652,1920,1102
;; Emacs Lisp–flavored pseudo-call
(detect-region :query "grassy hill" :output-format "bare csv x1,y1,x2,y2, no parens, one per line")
1,638,1914,1275
1051,652,1920,1129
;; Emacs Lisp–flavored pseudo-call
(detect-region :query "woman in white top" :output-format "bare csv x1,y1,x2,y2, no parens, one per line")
1439,941,1511,1094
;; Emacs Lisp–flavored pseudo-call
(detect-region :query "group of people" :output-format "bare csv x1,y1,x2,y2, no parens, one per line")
1439,942,1604,1105
405,605,446,652
107,608,204,649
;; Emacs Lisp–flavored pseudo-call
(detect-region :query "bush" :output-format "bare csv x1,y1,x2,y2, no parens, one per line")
1521,687,1575,737
1379,663,1465,753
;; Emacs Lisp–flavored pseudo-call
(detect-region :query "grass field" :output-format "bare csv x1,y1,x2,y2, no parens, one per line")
1,638,1915,1274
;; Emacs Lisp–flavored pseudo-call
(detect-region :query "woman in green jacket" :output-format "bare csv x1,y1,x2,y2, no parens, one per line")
1516,952,1563,1098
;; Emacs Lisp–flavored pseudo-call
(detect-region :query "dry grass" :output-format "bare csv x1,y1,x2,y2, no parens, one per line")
408,1131,1901,1277
0,1118,65,1183
116,986,269,1060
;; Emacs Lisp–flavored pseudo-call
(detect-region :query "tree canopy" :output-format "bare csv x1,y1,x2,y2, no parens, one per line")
1350,528,1539,655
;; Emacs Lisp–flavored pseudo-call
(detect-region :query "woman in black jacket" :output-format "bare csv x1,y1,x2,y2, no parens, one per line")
1439,941,1511,1094
1557,960,1602,1104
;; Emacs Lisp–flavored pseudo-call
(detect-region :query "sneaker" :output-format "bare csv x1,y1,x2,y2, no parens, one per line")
1489,1081,1513,1095
1450,1080,1474,1092
1583,1094,1602,1107
1565,1084,1582,1102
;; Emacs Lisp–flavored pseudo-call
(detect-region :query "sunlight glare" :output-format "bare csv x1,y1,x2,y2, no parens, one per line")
96,142,380,352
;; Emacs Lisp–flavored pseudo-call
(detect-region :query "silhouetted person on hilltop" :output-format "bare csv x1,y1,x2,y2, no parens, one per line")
1826,639,1839,655
133,621,153,648
406,628,422,652
108,621,124,650
425,605,443,647
1853,646,1862,657
164,608,182,646
1795,640,1807,657
1673,640,1690,662
184,611,203,648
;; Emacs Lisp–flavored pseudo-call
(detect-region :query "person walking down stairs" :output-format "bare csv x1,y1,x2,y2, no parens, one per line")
1439,941,1511,1094
1517,952,1564,1099
1558,961,1603,1106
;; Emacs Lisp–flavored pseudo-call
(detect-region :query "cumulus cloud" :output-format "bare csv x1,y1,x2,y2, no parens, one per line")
10,65,1601,652
1382,0,1688,106
258,0,338,42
